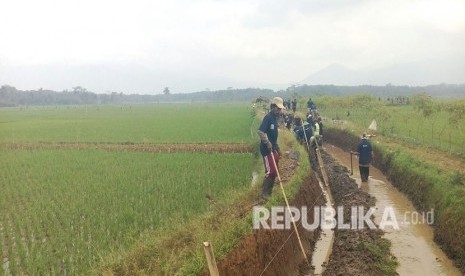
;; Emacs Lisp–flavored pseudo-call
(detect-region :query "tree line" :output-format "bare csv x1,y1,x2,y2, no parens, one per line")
0,83,464,107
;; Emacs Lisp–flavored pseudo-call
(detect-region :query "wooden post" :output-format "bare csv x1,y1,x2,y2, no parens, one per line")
350,152,353,175
203,242,220,276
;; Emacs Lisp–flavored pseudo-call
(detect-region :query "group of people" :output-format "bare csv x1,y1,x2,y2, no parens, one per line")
291,113,323,150
258,96,374,200
258,97,323,200
283,98,298,113
283,98,323,150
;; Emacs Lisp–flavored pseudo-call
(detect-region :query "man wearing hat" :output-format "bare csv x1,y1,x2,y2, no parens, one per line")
351,134,374,182
258,97,285,200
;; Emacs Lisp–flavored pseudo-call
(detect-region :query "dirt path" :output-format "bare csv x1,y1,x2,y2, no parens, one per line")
0,142,252,153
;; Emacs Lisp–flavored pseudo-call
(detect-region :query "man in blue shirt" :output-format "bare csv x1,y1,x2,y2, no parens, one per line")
351,134,374,182
258,97,285,200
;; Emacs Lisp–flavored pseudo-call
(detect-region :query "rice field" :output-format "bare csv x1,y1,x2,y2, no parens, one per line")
0,104,257,274
0,104,255,144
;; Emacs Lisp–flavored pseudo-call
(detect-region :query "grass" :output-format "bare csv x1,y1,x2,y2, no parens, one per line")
0,104,255,144
318,102,465,157
361,239,398,275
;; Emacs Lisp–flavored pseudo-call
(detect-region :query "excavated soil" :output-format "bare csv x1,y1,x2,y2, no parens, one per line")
0,142,252,153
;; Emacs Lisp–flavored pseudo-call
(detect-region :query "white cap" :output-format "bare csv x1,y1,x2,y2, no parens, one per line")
273,97,285,109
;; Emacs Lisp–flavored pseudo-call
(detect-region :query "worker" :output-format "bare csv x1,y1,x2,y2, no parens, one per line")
258,97,285,200
351,134,374,182
310,118,320,148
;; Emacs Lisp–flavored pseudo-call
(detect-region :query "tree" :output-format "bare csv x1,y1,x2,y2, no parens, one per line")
411,93,442,144
411,92,436,117
163,87,170,95
445,100,465,125
72,86,88,93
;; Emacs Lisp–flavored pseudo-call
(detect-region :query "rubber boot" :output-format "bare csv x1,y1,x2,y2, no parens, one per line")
360,167,369,182
262,177,276,200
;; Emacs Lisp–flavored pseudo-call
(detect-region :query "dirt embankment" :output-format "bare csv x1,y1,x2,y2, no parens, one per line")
310,150,397,276
211,173,324,276
0,142,252,153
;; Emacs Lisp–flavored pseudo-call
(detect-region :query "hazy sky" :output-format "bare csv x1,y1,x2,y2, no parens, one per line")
1,0,464,93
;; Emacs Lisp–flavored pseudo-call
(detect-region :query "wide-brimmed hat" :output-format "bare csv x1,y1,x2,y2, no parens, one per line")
273,97,285,109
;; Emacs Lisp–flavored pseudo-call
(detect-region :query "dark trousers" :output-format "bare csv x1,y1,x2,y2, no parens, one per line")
262,177,276,200
359,165,370,182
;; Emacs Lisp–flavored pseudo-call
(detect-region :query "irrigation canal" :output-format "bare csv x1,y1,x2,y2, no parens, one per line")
322,144,461,276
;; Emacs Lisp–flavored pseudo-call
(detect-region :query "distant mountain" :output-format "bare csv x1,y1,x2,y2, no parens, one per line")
301,63,465,86
301,64,359,85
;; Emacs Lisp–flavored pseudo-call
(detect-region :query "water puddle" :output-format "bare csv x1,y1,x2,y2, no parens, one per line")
309,178,335,275
251,171,259,186
324,144,461,276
